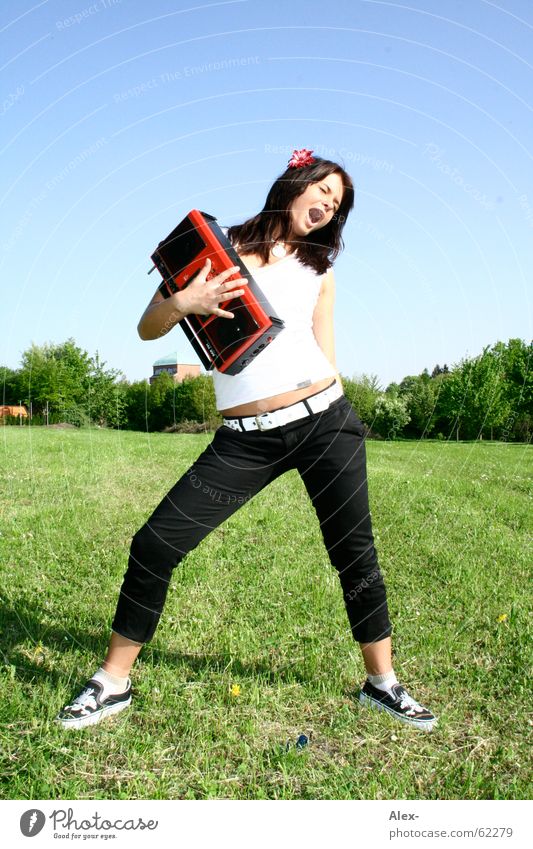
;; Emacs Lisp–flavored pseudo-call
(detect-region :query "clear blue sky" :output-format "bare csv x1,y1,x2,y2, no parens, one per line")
1,0,532,389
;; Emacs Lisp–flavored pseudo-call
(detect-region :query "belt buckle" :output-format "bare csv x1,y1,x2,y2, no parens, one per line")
255,412,275,431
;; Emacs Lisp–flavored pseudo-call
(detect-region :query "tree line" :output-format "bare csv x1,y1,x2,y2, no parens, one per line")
1,337,531,442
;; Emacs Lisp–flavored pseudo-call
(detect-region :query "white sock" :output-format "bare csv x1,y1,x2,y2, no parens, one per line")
367,669,398,696
92,667,129,699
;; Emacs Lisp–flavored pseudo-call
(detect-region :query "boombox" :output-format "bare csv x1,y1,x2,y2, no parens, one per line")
150,210,284,374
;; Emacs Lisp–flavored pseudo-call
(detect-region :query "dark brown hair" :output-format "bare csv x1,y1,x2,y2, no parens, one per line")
226,157,355,275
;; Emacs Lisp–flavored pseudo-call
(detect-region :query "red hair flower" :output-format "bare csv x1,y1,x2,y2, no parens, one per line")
287,148,315,168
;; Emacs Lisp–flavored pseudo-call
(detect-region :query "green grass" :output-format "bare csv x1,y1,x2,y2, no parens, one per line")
1,426,531,800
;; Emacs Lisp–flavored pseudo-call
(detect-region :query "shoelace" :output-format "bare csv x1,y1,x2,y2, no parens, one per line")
398,690,425,716
65,687,98,716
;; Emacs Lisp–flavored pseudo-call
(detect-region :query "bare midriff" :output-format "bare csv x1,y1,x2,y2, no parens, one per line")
218,250,339,418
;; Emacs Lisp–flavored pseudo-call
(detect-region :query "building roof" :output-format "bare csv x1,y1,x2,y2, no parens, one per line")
153,353,199,367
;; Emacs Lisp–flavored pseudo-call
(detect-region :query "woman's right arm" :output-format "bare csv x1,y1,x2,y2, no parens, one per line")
137,258,248,340
137,289,187,340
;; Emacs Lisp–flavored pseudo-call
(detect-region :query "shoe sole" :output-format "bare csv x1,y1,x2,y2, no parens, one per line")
55,696,132,730
359,690,437,732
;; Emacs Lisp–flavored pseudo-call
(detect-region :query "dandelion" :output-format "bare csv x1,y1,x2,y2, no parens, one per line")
230,684,241,697
497,613,508,623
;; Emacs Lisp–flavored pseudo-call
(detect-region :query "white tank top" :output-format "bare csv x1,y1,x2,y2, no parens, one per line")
212,248,336,410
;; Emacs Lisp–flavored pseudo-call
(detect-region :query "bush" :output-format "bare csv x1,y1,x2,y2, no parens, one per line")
372,395,411,439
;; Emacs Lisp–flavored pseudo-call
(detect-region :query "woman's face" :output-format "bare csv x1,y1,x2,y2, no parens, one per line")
287,171,344,239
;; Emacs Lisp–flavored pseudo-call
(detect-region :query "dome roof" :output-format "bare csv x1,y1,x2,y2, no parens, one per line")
153,352,201,367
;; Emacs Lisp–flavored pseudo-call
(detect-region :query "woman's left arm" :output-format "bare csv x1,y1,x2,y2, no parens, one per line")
312,268,343,390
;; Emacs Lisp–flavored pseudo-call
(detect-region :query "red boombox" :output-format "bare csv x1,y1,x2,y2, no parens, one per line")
150,210,284,374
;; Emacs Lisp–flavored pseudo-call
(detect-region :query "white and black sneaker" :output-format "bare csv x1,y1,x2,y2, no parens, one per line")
55,678,132,729
359,680,437,731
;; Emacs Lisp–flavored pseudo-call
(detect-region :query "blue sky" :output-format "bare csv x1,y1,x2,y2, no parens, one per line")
1,0,532,389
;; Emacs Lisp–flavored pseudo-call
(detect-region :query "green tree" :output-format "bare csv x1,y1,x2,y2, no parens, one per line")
341,373,381,427
438,359,473,440
18,339,92,422
1,366,22,405
123,380,150,432
149,371,176,431
398,375,420,396
493,338,533,441
86,351,127,428
438,348,510,440
175,374,219,424
470,346,510,439
121,374,219,432
430,371,454,437
399,375,439,437
17,339,127,427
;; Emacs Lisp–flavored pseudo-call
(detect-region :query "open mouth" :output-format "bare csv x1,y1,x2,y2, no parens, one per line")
308,207,325,224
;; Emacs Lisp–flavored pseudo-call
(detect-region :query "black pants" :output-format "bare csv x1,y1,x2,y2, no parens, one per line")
112,393,393,645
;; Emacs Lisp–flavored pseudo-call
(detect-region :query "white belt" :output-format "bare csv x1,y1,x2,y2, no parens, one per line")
223,381,342,432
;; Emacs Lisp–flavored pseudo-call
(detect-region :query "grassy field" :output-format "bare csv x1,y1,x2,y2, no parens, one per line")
0,425,531,800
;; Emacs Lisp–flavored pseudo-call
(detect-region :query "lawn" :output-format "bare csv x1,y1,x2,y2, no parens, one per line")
0,425,531,799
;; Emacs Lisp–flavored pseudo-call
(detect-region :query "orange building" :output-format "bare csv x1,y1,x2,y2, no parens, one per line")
0,405,28,419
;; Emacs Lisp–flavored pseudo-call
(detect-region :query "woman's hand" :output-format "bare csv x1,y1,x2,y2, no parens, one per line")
179,259,248,319
137,260,249,340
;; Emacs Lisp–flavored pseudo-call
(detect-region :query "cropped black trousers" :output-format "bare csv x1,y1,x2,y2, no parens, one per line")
112,392,393,645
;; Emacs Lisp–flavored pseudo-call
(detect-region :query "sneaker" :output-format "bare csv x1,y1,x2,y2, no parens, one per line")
359,680,437,731
55,678,132,729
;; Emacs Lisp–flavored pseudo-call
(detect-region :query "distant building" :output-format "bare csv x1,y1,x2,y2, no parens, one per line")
149,354,201,385
0,405,28,419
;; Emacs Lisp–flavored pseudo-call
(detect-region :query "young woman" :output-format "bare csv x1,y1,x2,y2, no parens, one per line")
56,150,437,731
